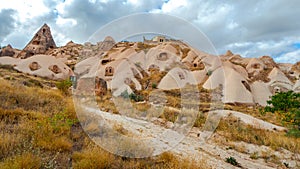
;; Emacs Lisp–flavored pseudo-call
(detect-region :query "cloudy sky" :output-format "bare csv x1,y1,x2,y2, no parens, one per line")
0,0,299,63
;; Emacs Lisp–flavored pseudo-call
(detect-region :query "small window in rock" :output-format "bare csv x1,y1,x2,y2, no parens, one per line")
32,41,40,45
157,52,168,61
101,59,110,65
194,63,197,67
49,65,62,74
29,62,40,71
241,80,251,92
105,66,114,76
289,71,294,75
274,87,280,93
43,29,46,33
148,64,160,70
252,64,260,69
30,52,34,56
178,72,185,80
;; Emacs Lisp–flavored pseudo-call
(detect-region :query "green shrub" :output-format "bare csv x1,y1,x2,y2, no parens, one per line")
120,90,129,98
56,79,72,95
129,93,143,102
225,157,240,167
206,70,213,76
120,90,143,102
152,83,157,89
264,91,300,137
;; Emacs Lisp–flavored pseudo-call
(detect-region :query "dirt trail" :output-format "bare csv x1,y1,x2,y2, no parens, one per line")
83,106,298,169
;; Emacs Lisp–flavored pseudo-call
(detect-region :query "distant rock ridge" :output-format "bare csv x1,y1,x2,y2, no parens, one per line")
0,44,15,57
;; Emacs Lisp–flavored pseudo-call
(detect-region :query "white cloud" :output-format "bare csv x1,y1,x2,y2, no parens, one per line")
275,49,300,63
56,16,77,26
161,0,187,13
0,0,50,22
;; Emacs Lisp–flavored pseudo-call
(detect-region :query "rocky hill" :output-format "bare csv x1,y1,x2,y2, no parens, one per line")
75,38,300,107
0,24,299,105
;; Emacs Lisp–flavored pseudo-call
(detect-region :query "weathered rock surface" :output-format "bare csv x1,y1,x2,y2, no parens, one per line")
17,24,56,59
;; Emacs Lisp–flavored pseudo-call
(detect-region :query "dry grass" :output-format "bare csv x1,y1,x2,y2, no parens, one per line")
3,67,298,168
0,77,210,168
0,153,41,169
73,143,209,169
216,116,300,154
135,42,157,53
0,79,65,114
0,79,76,167
224,104,282,125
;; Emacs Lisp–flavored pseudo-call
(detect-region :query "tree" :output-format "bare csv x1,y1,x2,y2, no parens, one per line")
264,91,300,137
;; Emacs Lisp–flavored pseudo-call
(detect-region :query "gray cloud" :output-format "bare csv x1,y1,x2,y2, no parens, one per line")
0,0,299,63
54,0,165,43
0,9,17,46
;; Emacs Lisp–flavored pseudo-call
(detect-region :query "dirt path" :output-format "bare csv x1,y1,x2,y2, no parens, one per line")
83,106,298,169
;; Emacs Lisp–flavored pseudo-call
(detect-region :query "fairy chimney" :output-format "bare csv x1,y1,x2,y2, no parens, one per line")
18,24,56,58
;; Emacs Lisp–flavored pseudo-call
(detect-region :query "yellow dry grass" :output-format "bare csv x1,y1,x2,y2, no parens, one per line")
0,75,210,168
216,116,300,154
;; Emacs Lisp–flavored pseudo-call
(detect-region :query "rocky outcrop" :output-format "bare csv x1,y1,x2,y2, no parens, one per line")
46,41,83,69
0,44,15,57
14,55,73,80
17,24,56,59
75,41,300,106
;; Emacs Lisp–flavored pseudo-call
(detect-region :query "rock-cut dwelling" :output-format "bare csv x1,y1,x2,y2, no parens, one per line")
157,52,169,61
95,77,107,96
105,66,114,76
29,61,41,71
17,24,57,59
152,36,166,43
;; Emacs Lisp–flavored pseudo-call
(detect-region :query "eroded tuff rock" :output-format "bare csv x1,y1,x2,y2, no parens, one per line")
17,24,56,59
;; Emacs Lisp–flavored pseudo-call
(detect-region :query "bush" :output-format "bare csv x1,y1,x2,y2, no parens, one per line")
56,79,72,95
206,70,213,76
120,90,129,98
129,93,143,102
152,83,157,89
225,157,240,167
264,91,300,137
120,90,143,102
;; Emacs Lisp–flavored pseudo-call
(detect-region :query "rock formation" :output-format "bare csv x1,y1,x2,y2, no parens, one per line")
0,23,299,104
14,55,73,80
75,40,300,106
17,24,56,59
0,44,15,57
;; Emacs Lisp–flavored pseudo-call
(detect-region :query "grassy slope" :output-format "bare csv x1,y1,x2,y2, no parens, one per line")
0,67,208,169
1,65,299,168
